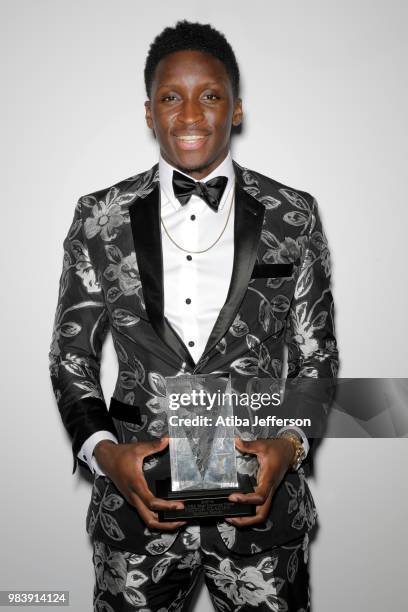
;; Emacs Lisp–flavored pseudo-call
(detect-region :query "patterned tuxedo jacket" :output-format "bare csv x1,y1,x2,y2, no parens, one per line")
49,160,339,556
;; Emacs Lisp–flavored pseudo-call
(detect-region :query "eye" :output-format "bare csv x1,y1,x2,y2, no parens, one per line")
202,93,220,101
161,94,178,102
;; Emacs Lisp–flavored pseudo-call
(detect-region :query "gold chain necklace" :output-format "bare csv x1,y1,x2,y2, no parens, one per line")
160,184,235,254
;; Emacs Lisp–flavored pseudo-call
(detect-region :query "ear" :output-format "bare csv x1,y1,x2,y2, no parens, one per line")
145,100,153,129
232,97,243,127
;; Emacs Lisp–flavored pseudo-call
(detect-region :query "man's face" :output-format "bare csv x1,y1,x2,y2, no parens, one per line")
145,50,242,179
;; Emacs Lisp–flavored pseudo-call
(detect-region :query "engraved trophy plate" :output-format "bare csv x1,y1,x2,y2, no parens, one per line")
157,372,255,521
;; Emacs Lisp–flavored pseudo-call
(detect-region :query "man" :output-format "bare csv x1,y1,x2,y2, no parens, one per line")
49,20,338,612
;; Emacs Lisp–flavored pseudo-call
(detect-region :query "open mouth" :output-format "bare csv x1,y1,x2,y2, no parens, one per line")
174,134,209,150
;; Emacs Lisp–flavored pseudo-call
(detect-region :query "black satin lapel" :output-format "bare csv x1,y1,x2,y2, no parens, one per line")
129,184,195,369
202,179,265,358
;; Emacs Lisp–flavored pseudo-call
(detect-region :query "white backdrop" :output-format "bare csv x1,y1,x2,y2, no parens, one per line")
1,0,407,610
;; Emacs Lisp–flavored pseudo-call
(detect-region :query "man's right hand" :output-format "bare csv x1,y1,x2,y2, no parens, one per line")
93,437,186,531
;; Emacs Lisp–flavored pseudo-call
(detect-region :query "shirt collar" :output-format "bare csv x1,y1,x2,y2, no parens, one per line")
159,151,235,212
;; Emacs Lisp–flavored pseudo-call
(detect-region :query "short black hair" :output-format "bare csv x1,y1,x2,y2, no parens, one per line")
144,20,240,99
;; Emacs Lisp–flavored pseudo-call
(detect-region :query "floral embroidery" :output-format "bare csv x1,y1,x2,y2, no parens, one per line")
84,187,136,242
204,557,287,610
103,248,145,306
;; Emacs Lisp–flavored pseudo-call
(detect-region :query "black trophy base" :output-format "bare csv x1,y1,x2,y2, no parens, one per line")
156,475,256,521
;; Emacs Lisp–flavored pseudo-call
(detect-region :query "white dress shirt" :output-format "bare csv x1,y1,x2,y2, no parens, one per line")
160,151,235,364
78,152,308,475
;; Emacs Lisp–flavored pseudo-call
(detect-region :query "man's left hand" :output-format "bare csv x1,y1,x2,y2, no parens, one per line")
226,436,296,527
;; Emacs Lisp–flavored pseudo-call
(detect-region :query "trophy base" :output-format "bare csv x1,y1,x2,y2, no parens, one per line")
156,475,256,521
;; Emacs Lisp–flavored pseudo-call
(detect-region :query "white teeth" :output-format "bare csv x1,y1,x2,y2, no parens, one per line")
177,135,206,141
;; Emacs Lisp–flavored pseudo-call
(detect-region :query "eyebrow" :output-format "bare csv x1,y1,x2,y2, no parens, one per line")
157,81,224,89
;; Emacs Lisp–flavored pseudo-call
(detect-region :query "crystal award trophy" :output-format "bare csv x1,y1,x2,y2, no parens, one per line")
156,372,255,521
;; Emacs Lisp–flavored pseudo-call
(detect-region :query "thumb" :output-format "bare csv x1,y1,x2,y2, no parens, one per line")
234,437,255,453
143,436,169,457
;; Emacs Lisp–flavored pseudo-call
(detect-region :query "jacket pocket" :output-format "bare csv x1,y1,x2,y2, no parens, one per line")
251,261,298,278
108,396,143,425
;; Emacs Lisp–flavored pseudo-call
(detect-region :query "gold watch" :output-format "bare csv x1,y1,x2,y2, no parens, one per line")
277,431,306,471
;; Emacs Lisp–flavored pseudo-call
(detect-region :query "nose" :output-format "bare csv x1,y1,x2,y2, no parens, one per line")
178,98,204,126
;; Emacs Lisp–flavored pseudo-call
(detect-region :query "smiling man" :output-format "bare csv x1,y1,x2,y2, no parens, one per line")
49,20,338,612
145,46,241,176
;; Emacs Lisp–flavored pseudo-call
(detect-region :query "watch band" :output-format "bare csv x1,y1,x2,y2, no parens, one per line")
277,430,306,471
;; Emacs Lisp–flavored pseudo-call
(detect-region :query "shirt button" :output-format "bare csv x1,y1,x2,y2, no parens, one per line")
188,341,195,347
186,255,192,261
190,214,196,220
185,298,191,304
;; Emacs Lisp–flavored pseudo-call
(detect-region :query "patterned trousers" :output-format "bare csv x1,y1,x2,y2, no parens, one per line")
92,523,310,612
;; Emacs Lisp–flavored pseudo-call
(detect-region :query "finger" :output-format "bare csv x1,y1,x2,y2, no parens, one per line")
130,463,184,511
228,491,265,505
225,513,268,527
226,491,273,526
148,518,187,530
228,477,272,504
149,495,185,512
132,495,186,531
234,437,257,455
135,483,185,512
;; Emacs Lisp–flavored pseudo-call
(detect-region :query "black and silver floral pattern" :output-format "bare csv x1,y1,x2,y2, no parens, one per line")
91,529,310,611
49,160,338,558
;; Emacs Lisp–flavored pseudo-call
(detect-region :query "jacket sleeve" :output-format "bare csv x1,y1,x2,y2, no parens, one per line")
284,196,339,464
48,197,118,474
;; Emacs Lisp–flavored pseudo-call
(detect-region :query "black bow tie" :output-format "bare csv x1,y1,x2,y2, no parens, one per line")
172,170,228,212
